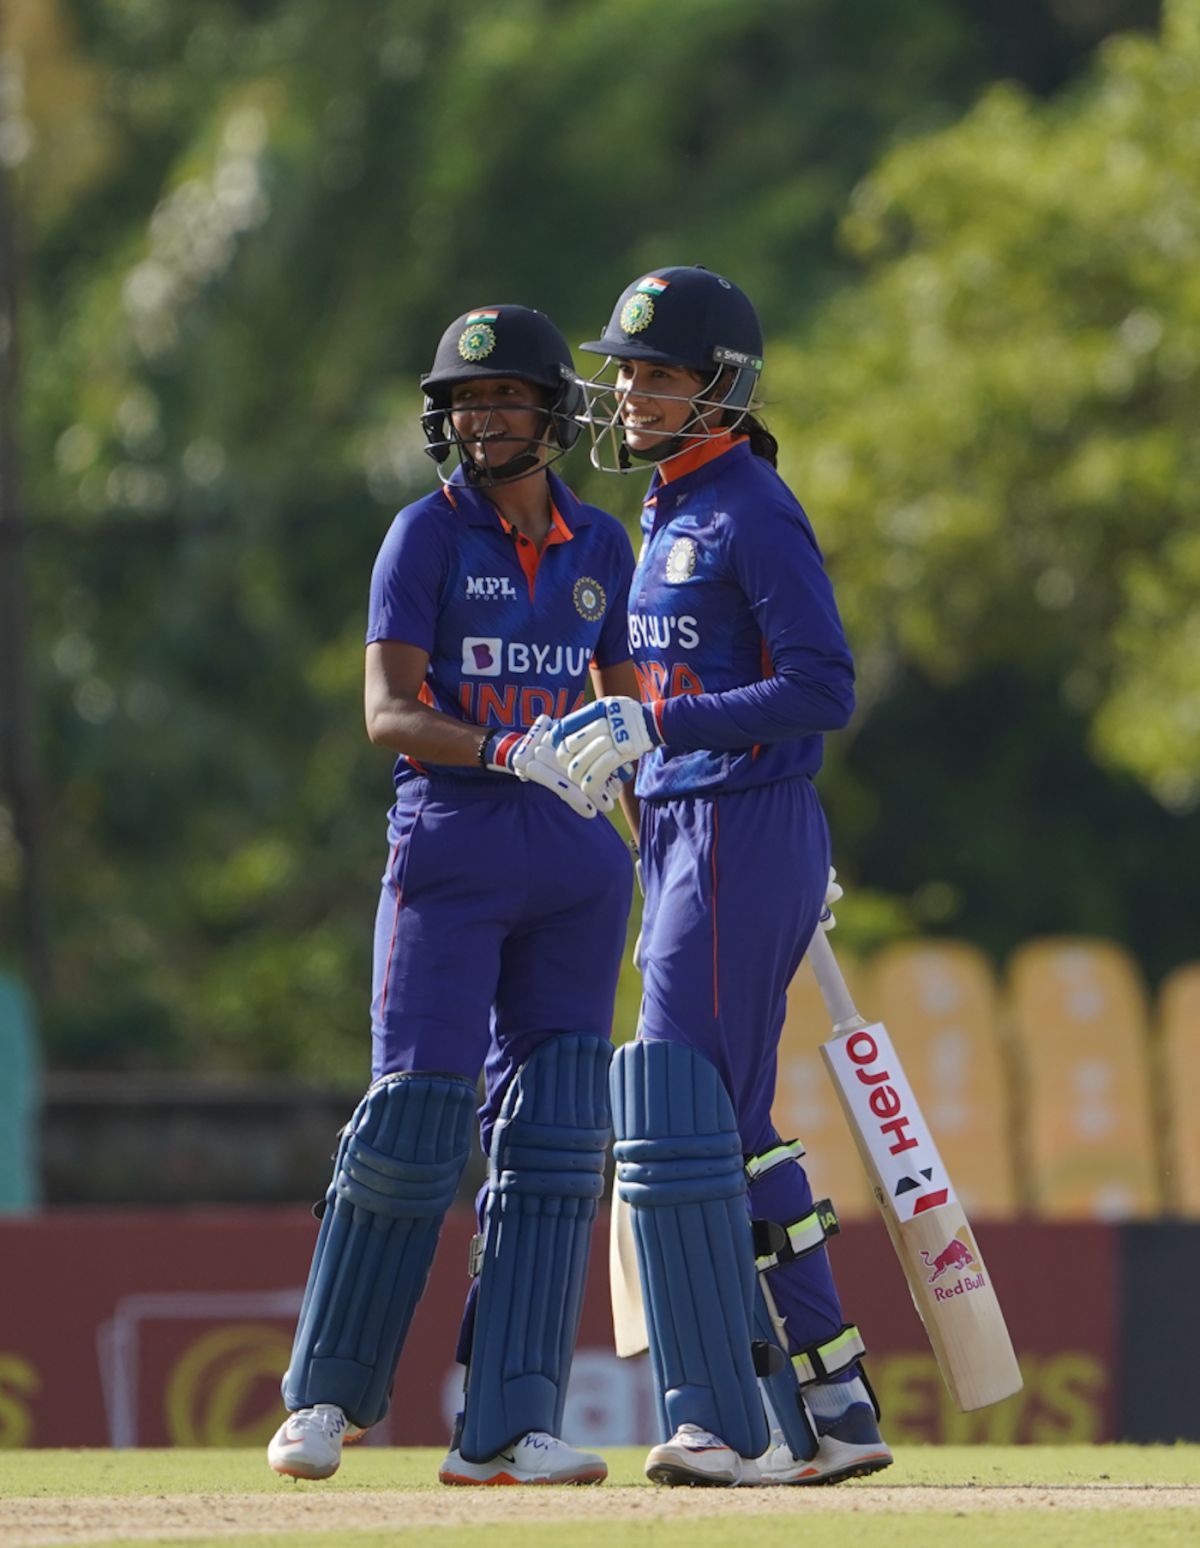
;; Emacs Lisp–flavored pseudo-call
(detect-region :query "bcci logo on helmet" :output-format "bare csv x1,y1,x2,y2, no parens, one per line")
619,294,655,335
458,311,499,361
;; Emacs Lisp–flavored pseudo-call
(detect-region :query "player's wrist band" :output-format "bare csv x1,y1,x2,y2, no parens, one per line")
477,732,494,768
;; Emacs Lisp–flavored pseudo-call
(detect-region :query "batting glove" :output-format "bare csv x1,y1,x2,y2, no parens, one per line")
483,715,599,819
819,866,843,932
552,696,663,798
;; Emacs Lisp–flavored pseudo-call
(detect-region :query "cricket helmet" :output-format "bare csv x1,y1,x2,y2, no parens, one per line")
579,265,764,411
420,305,584,471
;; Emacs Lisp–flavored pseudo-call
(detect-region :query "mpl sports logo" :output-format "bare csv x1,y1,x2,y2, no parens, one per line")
922,1225,987,1302
465,576,518,600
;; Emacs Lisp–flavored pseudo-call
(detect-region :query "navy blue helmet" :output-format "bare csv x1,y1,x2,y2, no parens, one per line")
579,266,764,410
421,305,584,472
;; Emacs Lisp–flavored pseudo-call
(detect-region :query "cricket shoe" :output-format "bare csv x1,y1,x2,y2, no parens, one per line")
757,1403,893,1486
267,1404,364,1480
438,1431,607,1486
644,1424,761,1487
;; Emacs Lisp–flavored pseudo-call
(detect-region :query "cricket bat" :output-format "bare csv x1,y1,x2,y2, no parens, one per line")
609,1175,649,1358
808,927,1023,1411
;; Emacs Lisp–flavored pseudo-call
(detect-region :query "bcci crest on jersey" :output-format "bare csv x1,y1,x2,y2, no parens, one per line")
572,576,606,622
665,537,697,583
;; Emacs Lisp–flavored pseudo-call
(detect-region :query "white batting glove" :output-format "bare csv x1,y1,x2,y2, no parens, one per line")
552,696,663,798
819,866,843,932
483,716,598,819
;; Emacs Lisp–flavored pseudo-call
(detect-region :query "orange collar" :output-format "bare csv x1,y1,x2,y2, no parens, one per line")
495,500,573,545
497,500,572,597
655,430,746,485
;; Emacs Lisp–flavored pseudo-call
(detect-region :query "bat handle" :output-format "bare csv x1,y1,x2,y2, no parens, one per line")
805,927,867,1033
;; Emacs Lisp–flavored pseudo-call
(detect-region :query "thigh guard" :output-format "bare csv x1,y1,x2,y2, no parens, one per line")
282,1072,475,1428
611,1039,768,1459
458,1034,612,1462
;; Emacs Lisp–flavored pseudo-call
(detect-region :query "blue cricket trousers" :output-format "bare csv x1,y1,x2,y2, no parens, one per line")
637,776,848,1356
371,775,633,1154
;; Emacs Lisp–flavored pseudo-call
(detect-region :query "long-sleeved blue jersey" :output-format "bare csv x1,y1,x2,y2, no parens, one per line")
629,433,855,799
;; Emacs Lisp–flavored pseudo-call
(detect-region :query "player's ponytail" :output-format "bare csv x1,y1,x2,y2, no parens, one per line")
730,411,778,467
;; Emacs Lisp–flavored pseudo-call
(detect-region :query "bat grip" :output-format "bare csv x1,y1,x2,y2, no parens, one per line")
805,927,866,1032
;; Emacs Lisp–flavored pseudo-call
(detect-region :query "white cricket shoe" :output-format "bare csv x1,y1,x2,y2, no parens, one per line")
438,1430,607,1486
757,1403,893,1486
645,1423,759,1487
268,1403,360,1480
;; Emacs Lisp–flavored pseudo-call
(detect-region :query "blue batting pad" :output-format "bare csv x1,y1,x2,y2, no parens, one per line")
754,1285,818,1461
611,1039,769,1459
282,1071,475,1427
458,1034,612,1462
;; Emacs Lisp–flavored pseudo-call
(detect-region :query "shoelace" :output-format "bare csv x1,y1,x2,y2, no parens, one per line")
521,1432,563,1453
291,1408,345,1437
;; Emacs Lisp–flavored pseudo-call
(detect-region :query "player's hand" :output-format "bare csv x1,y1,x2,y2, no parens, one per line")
819,866,843,932
552,696,663,797
484,717,598,819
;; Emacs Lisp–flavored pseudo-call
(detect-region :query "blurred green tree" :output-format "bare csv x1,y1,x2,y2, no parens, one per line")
771,0,1199,973
2,0,1182,1070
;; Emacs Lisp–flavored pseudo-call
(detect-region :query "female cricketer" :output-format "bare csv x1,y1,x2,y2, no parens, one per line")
554,265,893,1486
268,304,638,1486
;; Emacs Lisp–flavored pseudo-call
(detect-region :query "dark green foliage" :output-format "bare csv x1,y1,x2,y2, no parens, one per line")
4,0,1190,1072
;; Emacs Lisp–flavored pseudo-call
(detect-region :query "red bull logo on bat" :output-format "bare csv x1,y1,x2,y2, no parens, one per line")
922,1227,985,1301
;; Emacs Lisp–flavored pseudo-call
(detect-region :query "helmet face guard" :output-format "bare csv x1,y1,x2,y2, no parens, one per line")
420,305,585,486
577,267,764,473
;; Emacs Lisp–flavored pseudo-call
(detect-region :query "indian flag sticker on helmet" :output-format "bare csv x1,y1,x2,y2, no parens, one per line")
636,276,670,296
572,575,607,622
620,293,655,335
458,319,497,361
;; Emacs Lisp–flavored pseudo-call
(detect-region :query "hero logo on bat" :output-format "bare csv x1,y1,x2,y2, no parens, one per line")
833,1024,956,1222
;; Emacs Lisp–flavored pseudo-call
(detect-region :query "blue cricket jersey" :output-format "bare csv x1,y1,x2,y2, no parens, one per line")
629,433,855,798
367,466,635,788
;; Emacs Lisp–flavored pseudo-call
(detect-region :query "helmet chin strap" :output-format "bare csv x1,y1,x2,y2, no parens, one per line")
457,407,554,486
462,443,542,485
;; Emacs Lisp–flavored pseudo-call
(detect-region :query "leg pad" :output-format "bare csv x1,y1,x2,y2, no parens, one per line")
282,1072,475,1427
611,1039,768,1459
459,1034,612,1461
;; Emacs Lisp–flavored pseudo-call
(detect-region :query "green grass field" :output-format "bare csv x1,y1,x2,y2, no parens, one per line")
0,1445,1198,1548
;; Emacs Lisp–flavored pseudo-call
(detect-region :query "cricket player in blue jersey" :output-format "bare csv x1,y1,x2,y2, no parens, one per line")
554,266,893,1487
268,305,639,1486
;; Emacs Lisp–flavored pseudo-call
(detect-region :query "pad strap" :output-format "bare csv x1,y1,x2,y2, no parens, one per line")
458,1034,612,1462
752,1199,839,1271
744,1138,806,1180
790,1322,868,1386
